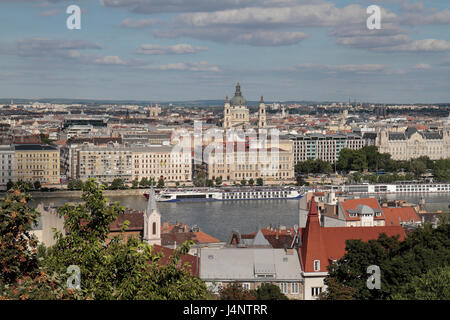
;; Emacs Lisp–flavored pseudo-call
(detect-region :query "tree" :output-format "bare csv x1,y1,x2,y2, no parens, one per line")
0,188,40,285
193,172,206,187
132,179,139,189
215,176,222,186
411,159,426,178
248,178,255,186
6,180,13,191
139,177,150,188
392,266,450,300
157,177,165,188
42,179,207,300
33,181,41,190
319,277,356,300
324,223,450,300
206,179,214,187
252,283,288,300
219,282,256,300
256,178,264,186
240,178,247,186
109,178,126,190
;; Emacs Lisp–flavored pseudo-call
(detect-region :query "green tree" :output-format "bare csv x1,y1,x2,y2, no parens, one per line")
410,159,426,178
33,181,41,190
252,283,288,300
319,277,356,300
240,178,247,186
139,177,150,188
256,178,264,186
43,179,207,300
109,178,126,190
206,179,214,187
0,188,40,284
6,180,14,191
219,282,256,300
248,178,255,186
193,172,206,187
157,177,165,188
132,179,139,189
215,176,222,186
392,266,450,300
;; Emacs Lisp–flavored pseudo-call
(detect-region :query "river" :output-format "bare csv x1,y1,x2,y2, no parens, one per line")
29,193,450,241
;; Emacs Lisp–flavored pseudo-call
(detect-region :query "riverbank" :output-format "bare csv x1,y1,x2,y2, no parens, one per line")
0,188,150,198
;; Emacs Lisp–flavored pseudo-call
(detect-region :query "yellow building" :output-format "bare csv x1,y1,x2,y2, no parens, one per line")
14,144,60,185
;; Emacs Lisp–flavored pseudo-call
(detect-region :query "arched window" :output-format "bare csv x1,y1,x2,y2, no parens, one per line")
152,222,156,235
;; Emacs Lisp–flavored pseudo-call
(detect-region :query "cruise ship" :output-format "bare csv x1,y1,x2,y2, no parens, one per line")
326,183,450,194
144,187,304,202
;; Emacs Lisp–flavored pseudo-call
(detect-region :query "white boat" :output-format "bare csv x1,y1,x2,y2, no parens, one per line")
334,183,450,194
151,187,304,202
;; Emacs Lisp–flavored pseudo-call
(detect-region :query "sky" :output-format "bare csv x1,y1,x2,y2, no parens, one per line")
0,0,449,103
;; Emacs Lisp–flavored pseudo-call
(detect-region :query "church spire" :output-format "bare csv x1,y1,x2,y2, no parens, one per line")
235,82,242,96
146,186,157,216
260,95,264,103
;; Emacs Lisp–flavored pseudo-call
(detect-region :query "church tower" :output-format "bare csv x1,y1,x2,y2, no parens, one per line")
223,95,231,129
143,187,161,246
258,96,266,128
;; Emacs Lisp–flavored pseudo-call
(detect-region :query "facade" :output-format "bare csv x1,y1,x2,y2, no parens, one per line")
377,127,450,160
200,247,303,300
299,196,406,300
143,188,161,246
291,132,364,164
132,145,192,183
76,145,133,183
14,144,60,185
32,203,65,247
0,145,14,187
207,143,294,184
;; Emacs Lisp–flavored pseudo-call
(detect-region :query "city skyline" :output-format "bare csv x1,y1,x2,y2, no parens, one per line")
1,0,450,103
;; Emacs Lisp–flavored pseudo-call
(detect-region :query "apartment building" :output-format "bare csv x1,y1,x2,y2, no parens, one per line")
71,144,192,184
0,145,14,187
291,133,364,164
132,145,192,183
206,143,294,184
14,144,60,185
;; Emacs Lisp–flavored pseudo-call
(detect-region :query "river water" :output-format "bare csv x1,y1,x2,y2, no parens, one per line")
29,193,449,241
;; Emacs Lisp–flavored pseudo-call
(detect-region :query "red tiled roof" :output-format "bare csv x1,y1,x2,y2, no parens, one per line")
383,207,420,226
340,198,385,221
152,245,199,276
300,197,405,273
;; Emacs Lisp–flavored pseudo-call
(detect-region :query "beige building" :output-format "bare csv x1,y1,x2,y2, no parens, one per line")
73,144,191,184
14,144,60,185
207,143,294,184
0,145,14,188
377,127,450,160
132,145,192,183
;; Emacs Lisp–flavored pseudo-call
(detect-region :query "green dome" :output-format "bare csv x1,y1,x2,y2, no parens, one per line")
230,82,247,106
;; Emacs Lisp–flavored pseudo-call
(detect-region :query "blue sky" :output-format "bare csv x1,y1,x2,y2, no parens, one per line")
0,0,449,103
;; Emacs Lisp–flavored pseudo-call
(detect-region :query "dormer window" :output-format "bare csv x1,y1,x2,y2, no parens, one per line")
314,260,320,271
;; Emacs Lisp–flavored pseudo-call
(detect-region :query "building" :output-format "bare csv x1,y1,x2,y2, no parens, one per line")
14,144,60,185
299,196,405,300
200,247,303,299
32,203,65,247
223,83,250,129
206,143,294,184
377,127,450,160
291,132,364,164
148,104,159,118
0,145,14,188
383,207,421,227
132,145,192,183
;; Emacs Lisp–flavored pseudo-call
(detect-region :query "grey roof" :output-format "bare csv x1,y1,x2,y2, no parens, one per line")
200,248,302,281
252,229,271,247
146,187,157,215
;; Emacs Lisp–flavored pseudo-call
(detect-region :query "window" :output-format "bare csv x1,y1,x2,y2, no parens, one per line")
314,260,320,271
152,222,156,235
280,283,289,294
311,287,322,297
291,283,299,295
242,283,250,291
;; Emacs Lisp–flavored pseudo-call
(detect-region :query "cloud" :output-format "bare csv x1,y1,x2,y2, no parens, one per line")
0,38,102,57
143,61,220,72
295,63,387,74
99,0,317,14
120,18,158,28
39,9,60,16
136,43,208,55
414,63,431,70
